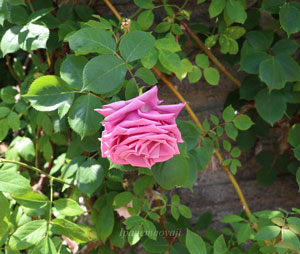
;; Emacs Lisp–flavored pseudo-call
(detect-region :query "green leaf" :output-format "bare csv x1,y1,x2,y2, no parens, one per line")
279,3,300,36
272,39,299,55
288,124,300,148
158,49,181,73
0,170,32,194
60,55,88,90
137,10,154,30
0,192,10,240
135,67,157,85
186,229,207,254
51,218,90,242
224,26,245,39
195,54,209,68
0,120,10,141
255,225,281,240
142,237,169,253
54,198,84,216
113,192,133,208
188,67,202,84
67,27,116,54
7,112,20,132
178,205,192,218
255,89,287,125
223,140,231,152
236,223,252,244
9,220,47,250
19,24,49,51
143,220,157,240
247,31,273,51
214,235,227,254
141,48,158,69
96,205,114,242
282,229,300,250
223,105,235,122
24,75,74,112
31,238,57,254
125,79,139,100
233,114,254,131
171,205,180,220
209,0,226,18
152,155,189,190
154,22,171,33
124,216,144,229
133,176,154,195
194,138,214,169
221,214,245,223
13,192,48,209
68,94,103,137
8,5,28,25
155,38,181,52
77,159,104,196
205,35,218,49
134,0,154,9
257,166,276,186
261,0,284,13
275,54,300,82
120,31,155,62
240,42,269,74
219,35,239,55
196,213,213,230
204,67,219,85
0,106,10,118
225,122,238,140
82,55,127,94
177,120,202,150
225,0,247,24
259,56,286,90
231,147,241,158
0,26,21,56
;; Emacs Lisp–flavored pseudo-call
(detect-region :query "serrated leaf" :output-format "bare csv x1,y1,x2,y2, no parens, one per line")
76,159,104,196
279,3,300,36
120,31,155,62
82,55,127,94
204,67,219,85
0,170,32,194
186,229,207,254
255,89,287,125
67,27,116,54
60,55,88,90
54,198,84,216
24,75,74,112
259,56,286,90
9,220,47,250
68,94,103,137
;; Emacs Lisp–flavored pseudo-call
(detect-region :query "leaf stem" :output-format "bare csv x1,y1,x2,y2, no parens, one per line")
0,159,68,185
75,91,108,103
180,21,242,88
5,55,21,83
47,178,53,235
27,0,35,12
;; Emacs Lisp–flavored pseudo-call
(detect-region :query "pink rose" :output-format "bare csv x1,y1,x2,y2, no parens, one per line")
95,86,185,169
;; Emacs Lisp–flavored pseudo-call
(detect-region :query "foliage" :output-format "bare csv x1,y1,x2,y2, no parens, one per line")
0,0,300,253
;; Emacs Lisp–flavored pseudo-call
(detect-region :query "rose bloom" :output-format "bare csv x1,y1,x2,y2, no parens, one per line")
95,86,185,169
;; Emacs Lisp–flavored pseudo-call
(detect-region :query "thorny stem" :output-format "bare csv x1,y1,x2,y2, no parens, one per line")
0,159,69,185
5,55,21,83
180,21,242,88
75,91,108,103
103,0,253,223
